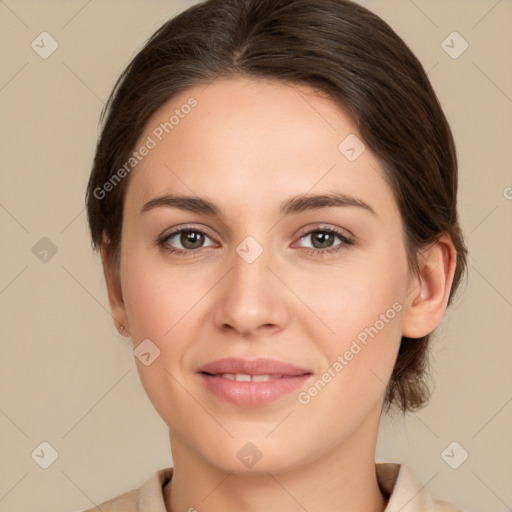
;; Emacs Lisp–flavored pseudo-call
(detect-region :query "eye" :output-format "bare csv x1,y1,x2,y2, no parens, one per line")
157,227,216,255
294,226,354,256
157,225,354,257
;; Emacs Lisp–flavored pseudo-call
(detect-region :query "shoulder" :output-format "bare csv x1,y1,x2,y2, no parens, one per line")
376,462,466,512
76,467,173,512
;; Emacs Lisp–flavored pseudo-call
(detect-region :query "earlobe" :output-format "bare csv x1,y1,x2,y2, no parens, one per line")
100,232,130,337
402,234,457,339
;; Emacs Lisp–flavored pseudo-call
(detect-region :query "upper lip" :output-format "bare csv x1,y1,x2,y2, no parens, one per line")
197,357,311,376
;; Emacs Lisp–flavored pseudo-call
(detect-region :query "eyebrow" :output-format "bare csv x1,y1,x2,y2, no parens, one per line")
140,192,377,218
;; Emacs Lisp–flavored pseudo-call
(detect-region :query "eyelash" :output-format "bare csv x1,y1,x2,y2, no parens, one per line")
157,225,354,257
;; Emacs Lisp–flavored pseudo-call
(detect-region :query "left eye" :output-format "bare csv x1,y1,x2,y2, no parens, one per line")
295,228,353,253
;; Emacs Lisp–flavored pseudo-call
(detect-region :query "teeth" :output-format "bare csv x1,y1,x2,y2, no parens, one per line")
219,373,279,382
251,375,271,382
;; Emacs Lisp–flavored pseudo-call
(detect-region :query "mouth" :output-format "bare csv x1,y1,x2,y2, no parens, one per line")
197,357,313,407
202,373,289,382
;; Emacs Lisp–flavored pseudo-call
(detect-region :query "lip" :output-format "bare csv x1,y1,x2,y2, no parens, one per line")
197,357,313,407
198,357,311,376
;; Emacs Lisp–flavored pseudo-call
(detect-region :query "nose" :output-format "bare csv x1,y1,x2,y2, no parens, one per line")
213,244,289,337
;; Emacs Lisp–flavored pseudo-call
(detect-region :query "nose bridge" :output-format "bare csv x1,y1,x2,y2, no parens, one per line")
213,234,287,335
230,235,274,307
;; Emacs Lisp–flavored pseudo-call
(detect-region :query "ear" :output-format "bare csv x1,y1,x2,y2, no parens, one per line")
402,233,457,338
100,231,130,337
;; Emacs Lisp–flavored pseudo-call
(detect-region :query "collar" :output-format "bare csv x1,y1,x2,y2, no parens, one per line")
135,463,462,512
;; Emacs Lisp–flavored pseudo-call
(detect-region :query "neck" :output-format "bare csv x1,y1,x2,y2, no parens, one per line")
164,406,388,512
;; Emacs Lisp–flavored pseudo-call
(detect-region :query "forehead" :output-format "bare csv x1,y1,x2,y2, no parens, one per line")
124,78,395,221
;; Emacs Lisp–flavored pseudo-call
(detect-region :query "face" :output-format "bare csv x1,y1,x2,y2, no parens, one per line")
112,78,415,474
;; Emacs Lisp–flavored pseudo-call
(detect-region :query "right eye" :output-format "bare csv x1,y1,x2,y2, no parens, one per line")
158,227,217,255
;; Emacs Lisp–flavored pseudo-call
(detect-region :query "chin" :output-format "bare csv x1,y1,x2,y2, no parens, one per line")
200,436,311,476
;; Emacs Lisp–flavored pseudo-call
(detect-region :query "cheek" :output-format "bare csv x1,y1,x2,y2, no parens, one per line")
119,250,199,427
294,284,404,433
298,243,407,398
300,246,408,344
120,248,203,339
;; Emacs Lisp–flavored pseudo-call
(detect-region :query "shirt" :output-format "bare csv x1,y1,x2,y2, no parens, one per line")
78,462,465,511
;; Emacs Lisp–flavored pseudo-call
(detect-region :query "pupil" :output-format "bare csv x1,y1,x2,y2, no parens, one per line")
314,232,332,249
182,231,203,249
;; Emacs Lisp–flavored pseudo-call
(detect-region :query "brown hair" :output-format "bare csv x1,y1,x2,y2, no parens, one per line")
85,0,468,414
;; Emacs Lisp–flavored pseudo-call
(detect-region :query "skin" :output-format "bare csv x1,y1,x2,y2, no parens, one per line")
101,77,456,512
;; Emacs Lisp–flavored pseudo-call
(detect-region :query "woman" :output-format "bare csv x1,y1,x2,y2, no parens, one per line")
83,0,468,510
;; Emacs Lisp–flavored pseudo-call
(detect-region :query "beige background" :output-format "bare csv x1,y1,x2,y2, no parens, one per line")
1,1,511,511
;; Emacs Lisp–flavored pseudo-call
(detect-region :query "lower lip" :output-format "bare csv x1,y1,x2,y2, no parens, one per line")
198,373,312,406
